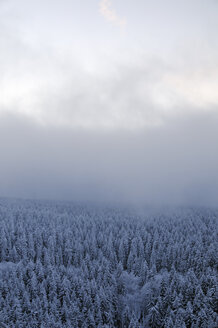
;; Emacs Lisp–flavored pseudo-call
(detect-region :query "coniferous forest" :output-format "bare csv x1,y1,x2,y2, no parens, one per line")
0,199,217,328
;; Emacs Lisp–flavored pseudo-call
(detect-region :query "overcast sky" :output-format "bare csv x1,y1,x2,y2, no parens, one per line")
0,0,218,205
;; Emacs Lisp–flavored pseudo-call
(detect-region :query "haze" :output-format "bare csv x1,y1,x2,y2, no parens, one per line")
0,0,218,205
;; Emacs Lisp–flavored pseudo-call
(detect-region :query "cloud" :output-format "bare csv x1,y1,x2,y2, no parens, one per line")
99,0,126,29
1,1,218,130
0,1,218,207
1,45,218,131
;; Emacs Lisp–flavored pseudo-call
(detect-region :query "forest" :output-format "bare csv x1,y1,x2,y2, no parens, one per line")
0,199,217,327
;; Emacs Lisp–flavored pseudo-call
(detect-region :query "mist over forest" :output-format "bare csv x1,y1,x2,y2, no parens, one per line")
0,0,218,327
0,110,218,206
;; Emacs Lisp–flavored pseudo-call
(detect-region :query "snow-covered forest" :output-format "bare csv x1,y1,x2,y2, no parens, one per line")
0,199,217,327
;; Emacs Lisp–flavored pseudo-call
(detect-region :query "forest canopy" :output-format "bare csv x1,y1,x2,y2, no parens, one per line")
0,199,217,327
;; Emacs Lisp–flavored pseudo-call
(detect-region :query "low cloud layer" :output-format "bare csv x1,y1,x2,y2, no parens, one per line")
0,110,217,206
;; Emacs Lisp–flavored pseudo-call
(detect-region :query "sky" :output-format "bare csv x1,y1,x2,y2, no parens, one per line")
0,0,218,205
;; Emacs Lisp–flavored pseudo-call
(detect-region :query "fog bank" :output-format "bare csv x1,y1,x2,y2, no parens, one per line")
0,110,217,206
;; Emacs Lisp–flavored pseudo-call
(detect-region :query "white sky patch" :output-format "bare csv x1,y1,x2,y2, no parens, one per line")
99,0,126,29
